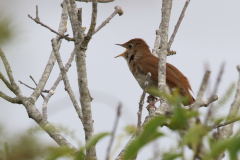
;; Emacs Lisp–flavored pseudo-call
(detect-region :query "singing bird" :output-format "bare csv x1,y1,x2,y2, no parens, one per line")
115,38,194,107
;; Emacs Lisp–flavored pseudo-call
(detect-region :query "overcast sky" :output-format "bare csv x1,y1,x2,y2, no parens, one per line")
0,0,240,159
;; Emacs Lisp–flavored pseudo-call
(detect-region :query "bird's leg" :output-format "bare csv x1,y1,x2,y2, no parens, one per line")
146,95,159,110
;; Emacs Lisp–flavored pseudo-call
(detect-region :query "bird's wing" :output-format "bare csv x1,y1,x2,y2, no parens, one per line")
139,55,191,98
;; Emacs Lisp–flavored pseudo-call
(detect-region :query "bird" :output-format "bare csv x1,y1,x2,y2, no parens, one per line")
115,38,194,107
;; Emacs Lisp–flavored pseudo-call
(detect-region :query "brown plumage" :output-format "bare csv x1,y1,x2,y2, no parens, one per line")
115,38,194,105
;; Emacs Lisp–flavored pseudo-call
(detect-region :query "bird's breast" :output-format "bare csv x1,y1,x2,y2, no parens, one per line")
128,62,157,91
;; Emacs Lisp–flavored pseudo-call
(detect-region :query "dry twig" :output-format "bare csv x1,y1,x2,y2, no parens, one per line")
106,103,122,160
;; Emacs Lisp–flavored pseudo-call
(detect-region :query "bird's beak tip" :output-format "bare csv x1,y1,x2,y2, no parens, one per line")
115,44,124,47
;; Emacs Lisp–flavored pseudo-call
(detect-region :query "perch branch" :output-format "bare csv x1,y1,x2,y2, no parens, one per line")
106,103,122,160
138,72,151,129
93,6,123,35
156,0,173,115
167,0,191,50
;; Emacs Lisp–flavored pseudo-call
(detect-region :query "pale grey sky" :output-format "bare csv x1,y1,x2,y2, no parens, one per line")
0,0,240,159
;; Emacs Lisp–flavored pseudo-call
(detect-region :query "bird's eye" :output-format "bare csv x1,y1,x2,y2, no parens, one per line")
128,44,133,49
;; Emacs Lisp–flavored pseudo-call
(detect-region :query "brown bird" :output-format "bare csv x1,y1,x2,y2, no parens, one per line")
115,38,194,107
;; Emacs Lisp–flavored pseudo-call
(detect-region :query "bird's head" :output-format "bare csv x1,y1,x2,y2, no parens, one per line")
115,38,150,60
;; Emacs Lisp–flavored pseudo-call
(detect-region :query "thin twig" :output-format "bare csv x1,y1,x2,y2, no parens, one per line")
30,75,48,98
52,39,83,121
28,14,74,41
204,62,225,125
106,103,122,160
138,72,151,129
167,0,190,51
29,75,38,86
93,6,123,35
211,117,240,129
19,81,49,93
35,5,40,21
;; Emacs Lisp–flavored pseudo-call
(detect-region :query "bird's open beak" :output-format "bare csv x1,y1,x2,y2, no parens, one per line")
115,44,124,47
115,50,127,58
114,52,125,58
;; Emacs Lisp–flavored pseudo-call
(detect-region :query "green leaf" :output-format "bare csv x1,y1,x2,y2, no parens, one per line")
85,132,109,149
123,116,165,160
169,106,198,130
182,124,208,152
75,149,85,160
162,152,182,160
46,147,74,160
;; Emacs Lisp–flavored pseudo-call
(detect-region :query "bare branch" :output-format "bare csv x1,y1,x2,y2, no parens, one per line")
138,72,151,129
76,0,114,3
156,0,173,115
183,95,218,110
19,80,47,99
0,71,14,93
20,95,78,152
218,65,240,139
19,80,49,93
211,117,240,129
30,1,68,102
52,39,83,121
28,14,74,42
67,0,97,158
42,49,75,119
0,91,21,104
82,0,98,47
115,98,156,160
106,103,122,160
93,6,123,35
0,48,21,95
167,0,191,51
204,63,225,125
192,70,211,111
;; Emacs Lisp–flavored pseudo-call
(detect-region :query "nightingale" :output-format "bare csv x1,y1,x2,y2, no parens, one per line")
115,38,194,106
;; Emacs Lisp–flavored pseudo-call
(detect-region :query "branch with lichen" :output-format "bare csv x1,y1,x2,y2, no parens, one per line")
0,47,77,154
155,0,173,115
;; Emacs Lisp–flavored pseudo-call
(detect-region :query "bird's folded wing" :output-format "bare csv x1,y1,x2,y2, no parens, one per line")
139,56,190,97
